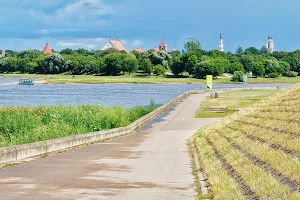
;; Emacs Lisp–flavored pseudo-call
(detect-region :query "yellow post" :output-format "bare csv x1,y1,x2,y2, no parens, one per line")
206,75,213,90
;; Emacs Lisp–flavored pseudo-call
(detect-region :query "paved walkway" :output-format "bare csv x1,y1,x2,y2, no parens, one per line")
0,94,218,200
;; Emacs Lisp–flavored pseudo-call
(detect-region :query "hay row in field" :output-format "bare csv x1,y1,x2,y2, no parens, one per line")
190,84,300,199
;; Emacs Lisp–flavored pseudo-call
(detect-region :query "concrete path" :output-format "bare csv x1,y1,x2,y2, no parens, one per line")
0,94,218,200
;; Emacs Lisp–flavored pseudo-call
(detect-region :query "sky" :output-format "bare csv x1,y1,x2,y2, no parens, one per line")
0,0,300,52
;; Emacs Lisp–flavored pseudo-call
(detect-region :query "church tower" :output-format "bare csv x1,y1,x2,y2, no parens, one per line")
218,33,224,52
159,40,167,51
266,36,274,53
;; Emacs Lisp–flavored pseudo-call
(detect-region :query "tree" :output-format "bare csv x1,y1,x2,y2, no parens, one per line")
3,57,18,72
195,59,225,78
236,46,243,54
147,50,172,68
44,53,64,74
124,57,138,76
260,46,268,55
184,37,201,52
282,56,297,72
244,47,260,55
141,59,153,76
103,53,123,75
154,64,166,77
60,48,74,55
279,61,291,76
170,55,185,75
239,54,254,72
252,61,265,76
24,62,38,73
264,59,282,75
185,55,198,75
228,62,244,74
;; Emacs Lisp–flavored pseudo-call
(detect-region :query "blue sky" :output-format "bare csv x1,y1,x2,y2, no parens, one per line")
0,0,300,52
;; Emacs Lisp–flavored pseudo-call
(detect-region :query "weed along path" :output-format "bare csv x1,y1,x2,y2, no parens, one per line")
0,93,218,200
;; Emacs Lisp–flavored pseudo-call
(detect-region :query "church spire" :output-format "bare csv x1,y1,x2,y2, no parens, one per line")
218,33,224,52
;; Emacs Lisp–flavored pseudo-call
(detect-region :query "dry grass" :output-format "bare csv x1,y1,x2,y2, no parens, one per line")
190,84,300,199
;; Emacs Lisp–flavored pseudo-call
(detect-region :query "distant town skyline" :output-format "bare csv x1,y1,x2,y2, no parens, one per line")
0,0,300,52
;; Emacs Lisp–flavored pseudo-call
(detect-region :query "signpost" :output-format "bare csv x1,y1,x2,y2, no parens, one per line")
243,74,248,87
206,75,213,90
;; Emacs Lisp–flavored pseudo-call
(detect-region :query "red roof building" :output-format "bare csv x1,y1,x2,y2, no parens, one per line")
102,39,128,52
43,43,52,54
0,50,5,57
133,48,144,53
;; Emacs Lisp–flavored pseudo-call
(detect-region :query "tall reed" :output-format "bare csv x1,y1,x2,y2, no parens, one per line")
0,104,156,147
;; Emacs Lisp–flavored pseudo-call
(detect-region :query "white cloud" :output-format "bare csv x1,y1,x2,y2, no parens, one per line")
29,0,115,26
120,39,128,45
36,29,86,35
57,38,107,50
131,39,144,47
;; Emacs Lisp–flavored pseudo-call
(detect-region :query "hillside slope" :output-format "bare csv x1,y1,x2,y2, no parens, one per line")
190,85,300,200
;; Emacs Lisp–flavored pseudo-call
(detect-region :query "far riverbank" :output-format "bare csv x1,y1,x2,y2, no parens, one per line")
1,74,300,84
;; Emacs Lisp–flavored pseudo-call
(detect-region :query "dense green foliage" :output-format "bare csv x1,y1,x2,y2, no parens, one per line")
1,39,300,79
0,104,156,147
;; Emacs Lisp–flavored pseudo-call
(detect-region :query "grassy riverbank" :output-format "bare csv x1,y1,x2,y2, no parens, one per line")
0,104,156,147
1,73,300,84
190,84,300,199
196,90,279,118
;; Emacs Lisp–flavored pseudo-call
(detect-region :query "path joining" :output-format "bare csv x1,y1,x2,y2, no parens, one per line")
0,93,218,200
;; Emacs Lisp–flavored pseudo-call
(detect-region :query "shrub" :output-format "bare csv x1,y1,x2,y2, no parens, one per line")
231,71,244,82
154,64,166,76
269,73,279,78
284,71,298,77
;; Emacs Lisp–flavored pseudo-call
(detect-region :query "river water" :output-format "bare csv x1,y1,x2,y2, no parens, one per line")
0,78,292,107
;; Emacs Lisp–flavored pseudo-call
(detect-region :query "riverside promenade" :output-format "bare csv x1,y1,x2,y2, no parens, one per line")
0,93,218,200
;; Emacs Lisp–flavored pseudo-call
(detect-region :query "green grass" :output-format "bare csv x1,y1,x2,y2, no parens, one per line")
2,73,300,84
196,90,279,118
0,104,156,147
190,84,300,199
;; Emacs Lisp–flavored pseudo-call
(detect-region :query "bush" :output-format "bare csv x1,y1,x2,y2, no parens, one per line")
154,64,166,76
269,73,279,78
284,71,298,77
231,71,244,82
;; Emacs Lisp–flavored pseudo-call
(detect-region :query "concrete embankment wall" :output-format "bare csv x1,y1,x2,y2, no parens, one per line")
0,87,282,165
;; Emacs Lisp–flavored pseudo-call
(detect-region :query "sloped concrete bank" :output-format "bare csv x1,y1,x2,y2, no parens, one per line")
0,87,282,165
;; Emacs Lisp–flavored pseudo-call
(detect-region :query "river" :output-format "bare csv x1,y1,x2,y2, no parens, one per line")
0,78,292,107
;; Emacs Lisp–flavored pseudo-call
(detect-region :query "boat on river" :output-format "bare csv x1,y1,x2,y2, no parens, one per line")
19,79,34,85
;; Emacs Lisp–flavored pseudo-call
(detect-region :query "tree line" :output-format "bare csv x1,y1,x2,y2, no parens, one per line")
0,38,299,80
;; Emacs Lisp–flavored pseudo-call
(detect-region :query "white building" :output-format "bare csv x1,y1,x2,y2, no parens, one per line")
266,36,274,53
218,33,224,52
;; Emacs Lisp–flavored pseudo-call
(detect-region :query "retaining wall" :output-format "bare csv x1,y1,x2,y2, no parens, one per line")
0,87,282,165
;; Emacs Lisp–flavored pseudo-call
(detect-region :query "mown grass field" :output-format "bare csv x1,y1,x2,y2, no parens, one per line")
190,84,300,199
196,90,279,118
0,105,155,147
1,73,300,84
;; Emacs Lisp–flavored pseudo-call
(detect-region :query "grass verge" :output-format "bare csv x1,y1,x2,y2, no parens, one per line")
196,90,279,118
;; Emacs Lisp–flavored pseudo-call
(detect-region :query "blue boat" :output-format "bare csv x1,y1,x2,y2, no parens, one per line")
19,79,34,85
